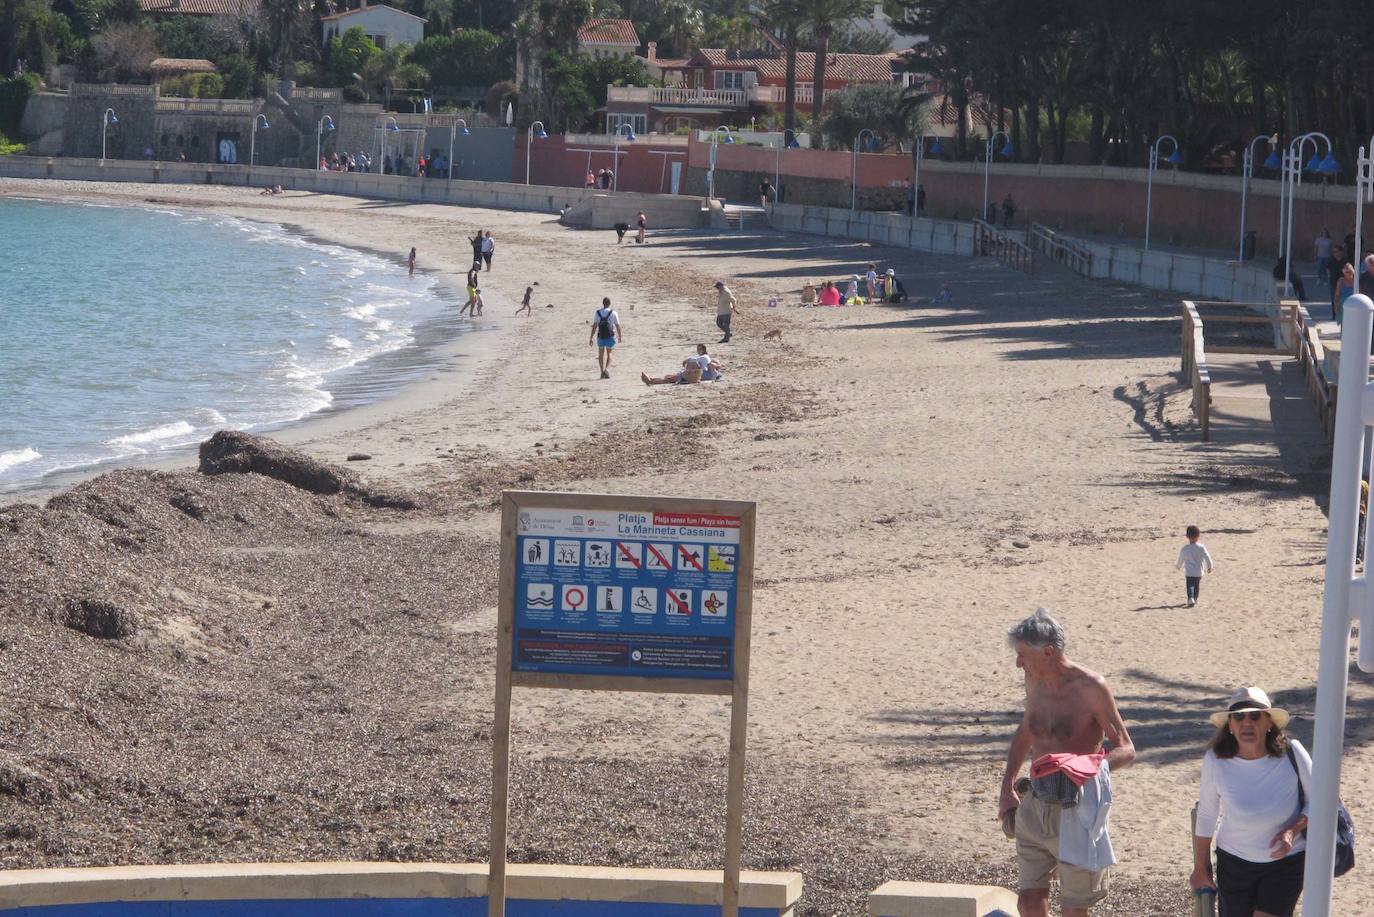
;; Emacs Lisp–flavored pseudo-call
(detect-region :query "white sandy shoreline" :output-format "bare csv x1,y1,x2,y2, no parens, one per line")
3,176,1371,914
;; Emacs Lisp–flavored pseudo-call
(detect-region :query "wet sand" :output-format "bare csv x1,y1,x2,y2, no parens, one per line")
0,178,1364,915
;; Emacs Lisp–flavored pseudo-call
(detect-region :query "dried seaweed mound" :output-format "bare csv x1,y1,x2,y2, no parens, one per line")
199,431,421,510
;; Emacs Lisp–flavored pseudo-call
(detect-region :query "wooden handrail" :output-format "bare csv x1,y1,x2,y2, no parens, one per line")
1027,222,1094,276
973,219,1035,274
1181,301,1212,440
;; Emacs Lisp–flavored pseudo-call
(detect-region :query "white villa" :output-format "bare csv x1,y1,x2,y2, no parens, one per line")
321,2,426,49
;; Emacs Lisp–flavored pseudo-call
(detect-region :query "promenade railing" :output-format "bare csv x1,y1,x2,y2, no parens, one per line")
1180,302,1213,440
1027,221,1094,277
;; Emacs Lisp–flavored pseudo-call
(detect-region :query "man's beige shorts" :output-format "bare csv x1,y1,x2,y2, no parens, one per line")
1015,791,1109,909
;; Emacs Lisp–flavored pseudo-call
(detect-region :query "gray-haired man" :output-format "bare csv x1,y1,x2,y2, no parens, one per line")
999,609,1136,917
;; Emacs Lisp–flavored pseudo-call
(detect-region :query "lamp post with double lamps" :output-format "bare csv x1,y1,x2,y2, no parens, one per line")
1144,134,1182,250
249,112,270,169
316,114,335,170
707,126,734,201
981,130,1014,222
1355,136,1374,294
1283,132,1339,298
448,118,469,180
851,128,877,211
100,108,118,163
611,122,635,191
524,120,547,185
1237,133,1277,261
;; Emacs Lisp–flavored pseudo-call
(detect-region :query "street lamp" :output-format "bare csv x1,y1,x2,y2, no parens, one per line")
448,118,469,180
707,126,734,201
100,108,118,163
316,114,335,170
524,120,548,185
611,122,635,191
1144,133,1182,250
851,128,877,211
1237,133,1277,261
1283,132,1338,298
981,130,1015,223
249,113,270,169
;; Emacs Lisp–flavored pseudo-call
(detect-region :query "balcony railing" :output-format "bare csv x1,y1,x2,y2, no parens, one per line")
606,85,748,107
750,84,839,105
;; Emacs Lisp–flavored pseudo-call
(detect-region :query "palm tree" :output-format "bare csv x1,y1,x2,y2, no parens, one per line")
763,0,807,140
802,0,867,119
257,0,312,77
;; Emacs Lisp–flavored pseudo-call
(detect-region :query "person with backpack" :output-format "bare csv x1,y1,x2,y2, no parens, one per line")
589,296,622,379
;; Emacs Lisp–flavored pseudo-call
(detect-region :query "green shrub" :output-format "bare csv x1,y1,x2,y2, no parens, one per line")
218,54,256,99
0,132,28,155
0,74,41,138
160,72,224,98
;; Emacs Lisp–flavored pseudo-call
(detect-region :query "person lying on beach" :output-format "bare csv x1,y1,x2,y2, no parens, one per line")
641,345,721,386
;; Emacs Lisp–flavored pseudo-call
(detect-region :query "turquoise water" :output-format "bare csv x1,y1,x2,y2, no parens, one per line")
0,197,456,492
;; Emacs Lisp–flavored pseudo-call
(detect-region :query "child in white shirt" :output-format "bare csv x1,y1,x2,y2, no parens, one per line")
1176,525,1215,607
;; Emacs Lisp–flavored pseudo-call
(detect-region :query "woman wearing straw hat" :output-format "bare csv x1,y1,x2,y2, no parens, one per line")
1190,687,1312,917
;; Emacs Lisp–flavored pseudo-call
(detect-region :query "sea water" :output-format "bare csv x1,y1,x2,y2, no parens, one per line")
0,197,456,492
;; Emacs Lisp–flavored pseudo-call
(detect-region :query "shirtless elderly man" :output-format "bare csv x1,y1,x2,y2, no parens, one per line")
999,609,1136,917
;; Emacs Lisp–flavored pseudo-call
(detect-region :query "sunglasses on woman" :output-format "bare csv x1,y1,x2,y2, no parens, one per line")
1230,711,1266,722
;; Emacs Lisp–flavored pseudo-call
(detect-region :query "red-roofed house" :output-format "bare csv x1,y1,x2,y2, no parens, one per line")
606,47,904,134
138,0,259,16
577,18,639,59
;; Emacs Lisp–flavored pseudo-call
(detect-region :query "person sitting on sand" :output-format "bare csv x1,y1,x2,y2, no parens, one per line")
819,281,842,306
844,274,861,305
641,345,720,386
801,281,818,305
884,268,908,303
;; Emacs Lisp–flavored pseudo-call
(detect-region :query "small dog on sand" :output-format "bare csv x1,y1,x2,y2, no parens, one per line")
763,328,783,342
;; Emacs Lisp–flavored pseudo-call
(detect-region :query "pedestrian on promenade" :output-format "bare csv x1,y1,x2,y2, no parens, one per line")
1315,229,1333,284
759,178,774,208
1190,687,1311,917
1334,262,1356,325
917,183,927,215
714,281,737,343
407,247,416,277
636,211,647,244
1273,257,1307,302
585,170,596,188
999,609,1135,917
1175,525,1214,607
1002,194,1017,227
905,179,915,216
590,297,622,379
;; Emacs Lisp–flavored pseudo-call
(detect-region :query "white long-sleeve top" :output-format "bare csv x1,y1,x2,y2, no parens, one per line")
1176,542,1214,576
1196,740,1312,864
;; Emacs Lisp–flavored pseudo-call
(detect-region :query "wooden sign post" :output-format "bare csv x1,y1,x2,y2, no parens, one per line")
490,491,757,917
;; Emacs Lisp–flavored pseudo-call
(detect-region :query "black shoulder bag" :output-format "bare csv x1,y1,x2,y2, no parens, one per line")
1287,745,1355,877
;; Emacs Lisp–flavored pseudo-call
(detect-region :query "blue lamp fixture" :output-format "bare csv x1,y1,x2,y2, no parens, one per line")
1263,149,1282,169
1318,152,1340,174
1167,148,1183,165
1000,140,1015,157
1306,152,1323,172
930,138,945,156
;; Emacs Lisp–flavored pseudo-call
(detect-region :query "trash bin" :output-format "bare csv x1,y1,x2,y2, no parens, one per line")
1243,230,1258,261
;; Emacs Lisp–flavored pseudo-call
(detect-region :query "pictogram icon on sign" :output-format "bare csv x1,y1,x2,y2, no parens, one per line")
596,585,623,612
585,540,612,567
526,583,554,608
561,585,587,612
708,545,736,573
631,587,656,613
701,590,728,618
615,542,642,569
646,543,673,571
554,540,581,566
666,588,693,615
676,544,704,572
523,539,549,564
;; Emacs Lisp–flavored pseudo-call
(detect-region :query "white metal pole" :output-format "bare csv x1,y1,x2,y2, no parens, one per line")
1285,139,1309,299
1145,146,1156,250
914,136,922,216
613,135,620,191
250,122,256,169
774,136,780,208
1302,294,1374,917
526,128,531,185
982,136,991,221
102,120,107,162
1238,146,1252,262
851,137,858,211
1278,150,1288,264
450,124,455,180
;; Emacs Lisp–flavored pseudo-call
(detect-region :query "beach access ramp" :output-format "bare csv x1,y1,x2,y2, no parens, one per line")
1181,300,1330,447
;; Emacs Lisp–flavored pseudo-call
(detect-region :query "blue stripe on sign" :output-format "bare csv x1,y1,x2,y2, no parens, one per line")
0,900,780,917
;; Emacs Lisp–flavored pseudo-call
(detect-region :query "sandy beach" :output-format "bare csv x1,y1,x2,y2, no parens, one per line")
1,178,1366,915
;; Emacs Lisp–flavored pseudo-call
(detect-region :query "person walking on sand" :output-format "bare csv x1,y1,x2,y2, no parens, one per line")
469,230,484,271
1176,525,1214,608
460,267,479,316
481,231,495,271
407,247,416,277
516,282,538,317
999,609,1136,917
590,296,622,379
714,280,738,343
636,211,647,244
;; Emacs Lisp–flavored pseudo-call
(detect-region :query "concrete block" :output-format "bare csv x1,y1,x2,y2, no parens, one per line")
868,880,1017,917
